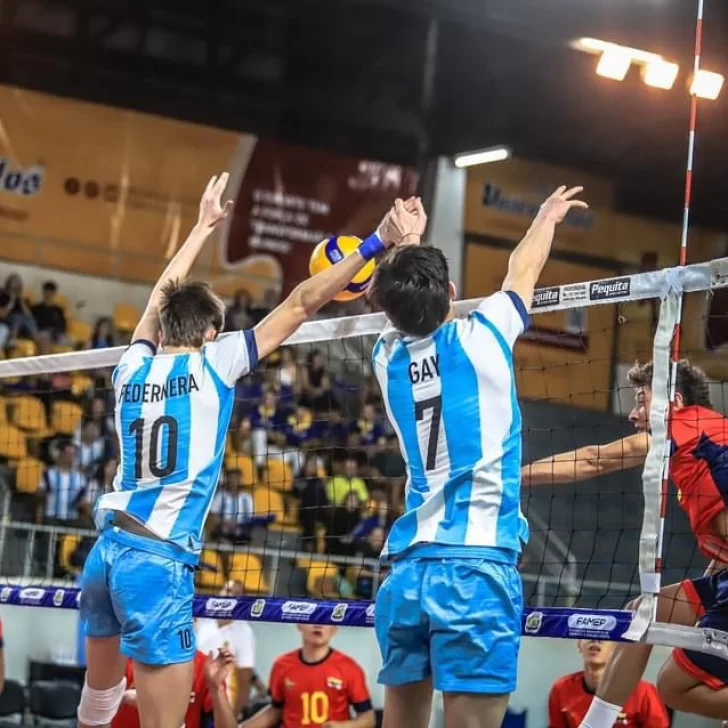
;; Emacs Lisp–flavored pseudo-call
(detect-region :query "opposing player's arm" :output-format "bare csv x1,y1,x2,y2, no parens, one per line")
254,199,423,361
131,173,233,346
547,682,569,728
501,186,588,309
337,659,375,728
238,705,282,728
522,432,649,486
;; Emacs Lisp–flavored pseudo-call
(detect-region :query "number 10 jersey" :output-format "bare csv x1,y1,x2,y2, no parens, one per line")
96,331,258,557
372,291,529,562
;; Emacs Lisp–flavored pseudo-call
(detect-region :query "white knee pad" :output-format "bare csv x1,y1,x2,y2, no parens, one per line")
77,677,127,726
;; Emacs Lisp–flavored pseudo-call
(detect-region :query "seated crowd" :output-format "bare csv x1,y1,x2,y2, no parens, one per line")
0,274,405,598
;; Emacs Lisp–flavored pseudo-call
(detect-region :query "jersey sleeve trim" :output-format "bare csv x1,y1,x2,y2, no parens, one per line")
352,700,373,713
503,290,529,330
243,329,259,370
270,698,284,709
129,339,157,356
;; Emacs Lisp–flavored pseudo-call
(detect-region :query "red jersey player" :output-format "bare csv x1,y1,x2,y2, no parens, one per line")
241,624,375,728
524,359,728,726
112,648,237,728
548,640,668,728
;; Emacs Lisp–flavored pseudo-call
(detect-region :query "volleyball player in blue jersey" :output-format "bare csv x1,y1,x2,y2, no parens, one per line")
77,174,421,728
368,187,588,728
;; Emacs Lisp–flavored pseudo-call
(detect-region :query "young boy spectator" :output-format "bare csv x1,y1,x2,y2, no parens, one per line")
38,439,87,525
31,281,67,342
207,469,254,543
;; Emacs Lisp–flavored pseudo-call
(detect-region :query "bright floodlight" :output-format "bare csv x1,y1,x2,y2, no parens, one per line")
690,70,724,100
453,146,511,168
642,60,679,90
596,48,632,81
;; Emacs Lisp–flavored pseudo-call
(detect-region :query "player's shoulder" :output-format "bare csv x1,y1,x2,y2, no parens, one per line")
550,671,583,693
272,649,302,671
329,649,364,673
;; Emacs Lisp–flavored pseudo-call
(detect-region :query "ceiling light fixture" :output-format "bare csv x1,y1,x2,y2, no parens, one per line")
453,146,511,168
690,70,724,100
596,48,632,81
642,60,679,90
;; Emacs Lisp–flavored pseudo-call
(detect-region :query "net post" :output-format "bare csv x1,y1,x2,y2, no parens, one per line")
623,283,682,641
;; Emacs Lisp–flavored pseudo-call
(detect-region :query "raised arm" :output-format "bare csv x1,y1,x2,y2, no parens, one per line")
132,173,233,344
522,432,649,486
501,186,588,308
253,198,426,361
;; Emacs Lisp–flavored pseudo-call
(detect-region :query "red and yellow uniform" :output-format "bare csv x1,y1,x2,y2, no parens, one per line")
669,405,728,687
112,652,214,728
548,671,669,728
269,648,371,727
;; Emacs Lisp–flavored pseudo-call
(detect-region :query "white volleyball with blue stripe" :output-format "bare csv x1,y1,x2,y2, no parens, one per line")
308,235,377,302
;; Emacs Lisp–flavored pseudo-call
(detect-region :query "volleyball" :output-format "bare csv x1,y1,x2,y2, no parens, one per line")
309,235,376,302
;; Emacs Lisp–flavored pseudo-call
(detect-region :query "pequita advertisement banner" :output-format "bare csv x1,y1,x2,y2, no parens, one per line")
464,157,615,256
0,84,417,299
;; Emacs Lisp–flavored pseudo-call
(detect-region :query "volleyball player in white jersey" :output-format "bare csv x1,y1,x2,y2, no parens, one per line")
368,186,588,728
77,173,421,728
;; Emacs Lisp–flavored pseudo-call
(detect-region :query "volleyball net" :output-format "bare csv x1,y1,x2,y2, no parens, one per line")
0,257,726,653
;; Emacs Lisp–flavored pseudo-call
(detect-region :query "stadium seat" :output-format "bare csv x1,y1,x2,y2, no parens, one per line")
225,453,256,487
59,535,81,575
51,344,74,354
0,425,27,461
67,319,92,346
263,458,293,492
113,302,141,332
15,457,44,494
29,680,80,720
197,549,226,593
252,486,284,522
0,398,7,423
8,339,36,359
51,401,83,436
11,395,51,436
228,552,269,595
0,678,25,718
71,374,94,397
305,560,340,596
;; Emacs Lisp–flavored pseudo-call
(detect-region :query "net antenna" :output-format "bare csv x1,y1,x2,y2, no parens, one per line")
624,0,728,657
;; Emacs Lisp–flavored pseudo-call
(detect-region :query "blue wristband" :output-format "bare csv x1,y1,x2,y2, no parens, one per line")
358,232,386,262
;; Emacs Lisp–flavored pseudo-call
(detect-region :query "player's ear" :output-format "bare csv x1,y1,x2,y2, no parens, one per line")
204,327,218,343
448,281,457,300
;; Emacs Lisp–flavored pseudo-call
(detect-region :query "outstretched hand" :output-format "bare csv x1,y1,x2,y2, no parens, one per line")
204,646,235,690
537,186,588,225
198,172,234,229
378,196,428,247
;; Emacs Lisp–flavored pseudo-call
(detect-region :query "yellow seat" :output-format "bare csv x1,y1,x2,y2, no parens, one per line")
228,552,268,595
51,401,83,436
197,549,226,593
51,344,74,354
9,340,36,359
59,535,81,575
224,454,256,487
67,319,92,346
253,486,285,523
0,398,7,423
263,458,293,492
15,457,44,494
306,560,340,596
0,425,28,461
113,303,141,332
11,396,50,436
71,375,94,397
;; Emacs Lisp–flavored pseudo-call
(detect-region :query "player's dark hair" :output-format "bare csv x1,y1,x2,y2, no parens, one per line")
368,246,451,337
627,358,713,408
159,280,224,348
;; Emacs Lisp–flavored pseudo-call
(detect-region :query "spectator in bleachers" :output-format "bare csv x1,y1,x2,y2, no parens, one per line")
369,443,407,506
207,468,254,543
326,455,369,505
351,400,386,450
230,417,254,457
318,404,351,450
74,419,107,474
262,361,294,405
284,404,318,449
352,526,388,598
251,388,304,475
349,496,393,546
327,491,363,557
248,288,278,326
85,396,116,441
1,273,38,341
292,454,329,550
277,346,300,394
91,316,118,349
250,387,287,433
83,456,118,514
38,438,87,525
31,281,67,342
301,350,336,412
225,288,254,332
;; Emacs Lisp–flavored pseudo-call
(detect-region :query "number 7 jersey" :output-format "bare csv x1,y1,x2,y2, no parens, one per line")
96,331,258,557
372,291,529,561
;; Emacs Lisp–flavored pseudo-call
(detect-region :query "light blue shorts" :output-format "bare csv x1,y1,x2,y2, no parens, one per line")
374,557,523,694
79,527,196,665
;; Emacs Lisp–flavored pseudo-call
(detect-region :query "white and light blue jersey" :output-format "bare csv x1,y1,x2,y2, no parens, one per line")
372,291,529,563
95,330,258,558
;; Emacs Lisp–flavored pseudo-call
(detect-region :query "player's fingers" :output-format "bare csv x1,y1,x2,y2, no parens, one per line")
204,176,217,198
550,185,567,198
394,198,407,219
562,186,584,200
415,198,427,217
566,200,589,210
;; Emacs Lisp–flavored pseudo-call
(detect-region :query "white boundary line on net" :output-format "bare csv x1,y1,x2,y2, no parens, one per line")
0,256,726,380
